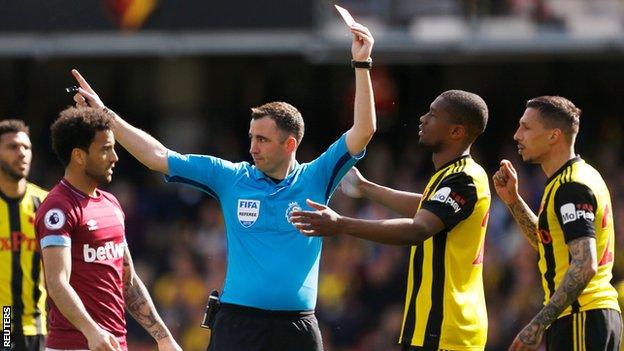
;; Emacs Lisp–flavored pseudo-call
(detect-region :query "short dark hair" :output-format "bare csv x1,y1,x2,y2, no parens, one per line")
0,119,29,139
251,102,304,143
439,90,489,141
526,96,581,138
50,107,113,167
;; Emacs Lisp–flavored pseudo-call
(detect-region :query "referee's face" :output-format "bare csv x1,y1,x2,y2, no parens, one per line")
514,108,552,163
249,117,292,176
0,131,32,182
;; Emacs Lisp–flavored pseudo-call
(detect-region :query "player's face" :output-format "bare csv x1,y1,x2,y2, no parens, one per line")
84,130,118,185
418,96,455,152
514,108,553,164
249,117,291,175
0,131,32,182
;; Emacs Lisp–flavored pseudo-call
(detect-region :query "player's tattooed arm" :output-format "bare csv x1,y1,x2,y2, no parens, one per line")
122,247,172,342
507,199,539,250
518,237,597,346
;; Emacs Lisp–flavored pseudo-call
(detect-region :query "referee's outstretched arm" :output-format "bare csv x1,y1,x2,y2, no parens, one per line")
344,22,376,156
70,69,170,174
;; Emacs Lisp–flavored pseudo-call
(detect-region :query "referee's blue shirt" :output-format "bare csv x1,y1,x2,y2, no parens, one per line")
166,133,364,310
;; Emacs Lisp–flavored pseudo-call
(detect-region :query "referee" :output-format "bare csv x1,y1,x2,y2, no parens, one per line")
493,96,621,350
0,120,48,351
290,90,491,350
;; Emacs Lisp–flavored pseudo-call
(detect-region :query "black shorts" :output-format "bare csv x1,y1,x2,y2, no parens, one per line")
9,334,45,351
207,303,323,351
545,308,622,351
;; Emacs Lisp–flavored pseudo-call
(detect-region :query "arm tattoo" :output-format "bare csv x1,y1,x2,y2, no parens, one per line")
123,249,170,341
527,238,596,332
507,199,539,250
517,323,541,346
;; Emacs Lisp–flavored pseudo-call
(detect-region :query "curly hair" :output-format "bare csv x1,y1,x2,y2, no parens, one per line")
50,107,113,167
251,102,305,143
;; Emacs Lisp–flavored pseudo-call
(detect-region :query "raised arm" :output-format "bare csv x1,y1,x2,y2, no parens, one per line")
344,23,377,155
42,246,122,351
122,247,181,351
493,160,539,250
291,199,443,246
341,167,422,217
71,69,169,174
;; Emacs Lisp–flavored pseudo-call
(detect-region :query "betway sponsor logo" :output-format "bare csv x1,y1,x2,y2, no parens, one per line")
83,241,125,262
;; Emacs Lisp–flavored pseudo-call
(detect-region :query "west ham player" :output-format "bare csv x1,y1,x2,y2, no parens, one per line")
35,107,181,351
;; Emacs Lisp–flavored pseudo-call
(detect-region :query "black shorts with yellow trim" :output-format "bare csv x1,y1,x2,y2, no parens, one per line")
545,308,622,351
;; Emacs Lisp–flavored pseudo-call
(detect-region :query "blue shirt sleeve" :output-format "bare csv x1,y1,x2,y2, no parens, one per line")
166,150,240,199
308,133,365,202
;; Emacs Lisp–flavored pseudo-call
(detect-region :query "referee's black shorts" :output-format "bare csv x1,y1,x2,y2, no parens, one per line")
545,308,622,351
207,303,323,351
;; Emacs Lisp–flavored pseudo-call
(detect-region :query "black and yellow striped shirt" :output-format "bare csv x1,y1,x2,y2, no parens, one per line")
0,182,48,336
400,155,490,350
537,157,619,316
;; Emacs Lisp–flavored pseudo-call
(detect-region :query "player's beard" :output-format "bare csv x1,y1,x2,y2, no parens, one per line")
0,158,27,182
418,138,442,153
85,163,112,186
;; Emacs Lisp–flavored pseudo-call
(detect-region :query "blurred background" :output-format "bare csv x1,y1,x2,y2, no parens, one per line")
1,0,624,350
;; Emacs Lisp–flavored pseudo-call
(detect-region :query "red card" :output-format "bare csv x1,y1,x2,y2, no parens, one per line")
334,5,355,27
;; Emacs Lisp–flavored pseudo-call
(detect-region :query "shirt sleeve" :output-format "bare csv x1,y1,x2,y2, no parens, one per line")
308,133,365,202
554,182,597,243
420,172,478,231
35,196,78,249
166,150,241,199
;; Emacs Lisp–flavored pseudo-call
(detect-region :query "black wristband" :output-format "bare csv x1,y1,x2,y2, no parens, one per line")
351,58,372,69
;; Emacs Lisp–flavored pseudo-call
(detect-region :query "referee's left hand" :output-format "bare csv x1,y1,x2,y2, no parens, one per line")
509,322,544,351
351,23,374,62
289,199,342,237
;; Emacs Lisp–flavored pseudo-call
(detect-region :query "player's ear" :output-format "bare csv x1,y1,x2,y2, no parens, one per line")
450,124,466,140
549,129,562,144
71,148,87,166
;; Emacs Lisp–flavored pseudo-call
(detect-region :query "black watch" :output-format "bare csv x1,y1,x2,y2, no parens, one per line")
351,58,373,69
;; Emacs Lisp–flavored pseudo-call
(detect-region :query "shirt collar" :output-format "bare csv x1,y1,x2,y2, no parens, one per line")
252,161,301,186
545,155,582,185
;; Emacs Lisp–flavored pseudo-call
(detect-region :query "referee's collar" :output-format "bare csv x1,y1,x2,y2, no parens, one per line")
252,161,301,186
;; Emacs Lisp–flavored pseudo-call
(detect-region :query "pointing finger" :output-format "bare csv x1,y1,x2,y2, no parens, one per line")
71,69,95,93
